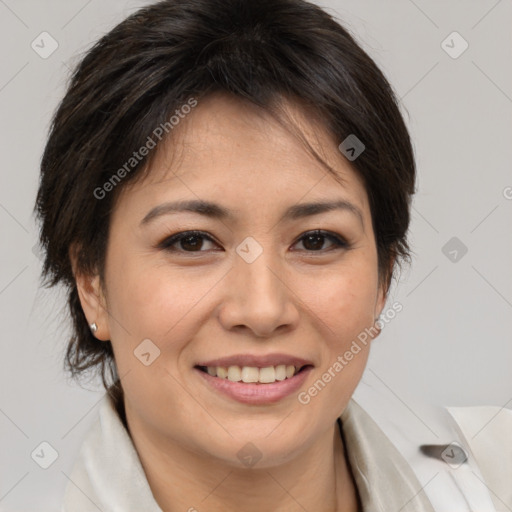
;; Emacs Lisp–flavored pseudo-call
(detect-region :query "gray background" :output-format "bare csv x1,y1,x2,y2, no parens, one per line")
0,0,511,510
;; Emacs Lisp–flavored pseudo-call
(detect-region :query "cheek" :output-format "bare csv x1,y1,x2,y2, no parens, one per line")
300,262,379,344
104,249,218,352
104,255,206,409
296,267,378,414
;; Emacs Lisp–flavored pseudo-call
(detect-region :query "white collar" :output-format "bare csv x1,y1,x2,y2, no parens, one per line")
62,392,439,511
62,393,163,511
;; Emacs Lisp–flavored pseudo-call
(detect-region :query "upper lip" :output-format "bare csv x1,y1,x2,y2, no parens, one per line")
196,353,314,368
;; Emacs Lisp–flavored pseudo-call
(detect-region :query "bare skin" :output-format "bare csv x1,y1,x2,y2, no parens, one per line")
72,93,387,511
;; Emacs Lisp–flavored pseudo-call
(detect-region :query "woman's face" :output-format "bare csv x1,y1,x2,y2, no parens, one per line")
77,93,387,467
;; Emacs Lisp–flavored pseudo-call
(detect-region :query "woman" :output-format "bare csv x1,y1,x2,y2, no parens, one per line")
34,0,511,510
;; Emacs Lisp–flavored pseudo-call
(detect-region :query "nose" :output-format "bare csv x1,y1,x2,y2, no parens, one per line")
217,247,300,338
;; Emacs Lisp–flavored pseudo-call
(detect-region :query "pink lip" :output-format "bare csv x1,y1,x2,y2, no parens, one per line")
195,365,314,405
196,353,314,368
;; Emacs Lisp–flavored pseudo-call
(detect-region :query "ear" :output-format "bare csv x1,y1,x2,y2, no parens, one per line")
374,284,387,321
69,244,111,341
372,257,395,337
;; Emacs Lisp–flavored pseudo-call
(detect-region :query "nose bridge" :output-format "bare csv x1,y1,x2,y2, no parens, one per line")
235,240,285,305
220,237,297,336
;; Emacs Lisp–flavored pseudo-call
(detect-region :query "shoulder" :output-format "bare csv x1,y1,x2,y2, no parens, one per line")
351,373,511,510
446,404,512,450
446,404,512,444
446,404,512,507
62,393,162,511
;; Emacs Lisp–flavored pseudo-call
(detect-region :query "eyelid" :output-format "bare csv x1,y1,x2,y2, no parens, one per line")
157,230,218,252
291,230,349,251
157,229,350,253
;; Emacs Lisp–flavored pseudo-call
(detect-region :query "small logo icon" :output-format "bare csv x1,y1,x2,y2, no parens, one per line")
236,236,263,264
134,338,161,366
338,134,365,161
31,31,59,59
31,441,59,469
442,237,468,263
236,442,263,467
441,441,468,468
441,31,469,59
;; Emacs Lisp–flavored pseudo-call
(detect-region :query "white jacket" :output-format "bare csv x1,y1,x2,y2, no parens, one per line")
61,372,512,511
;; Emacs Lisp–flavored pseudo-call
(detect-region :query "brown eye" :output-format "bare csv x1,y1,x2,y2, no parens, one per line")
293,230,349,252
158,229,349,255
159,231,218,252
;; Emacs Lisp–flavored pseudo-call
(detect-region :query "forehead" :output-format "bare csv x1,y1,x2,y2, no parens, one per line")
115,93,370,222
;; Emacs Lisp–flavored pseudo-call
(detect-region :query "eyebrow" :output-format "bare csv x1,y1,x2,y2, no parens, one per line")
140,199,364,228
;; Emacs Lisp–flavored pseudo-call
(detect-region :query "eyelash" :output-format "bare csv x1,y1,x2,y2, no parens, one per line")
157,229,350,255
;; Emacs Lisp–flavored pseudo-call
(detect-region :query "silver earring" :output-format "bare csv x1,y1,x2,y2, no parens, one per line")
90,322,98,334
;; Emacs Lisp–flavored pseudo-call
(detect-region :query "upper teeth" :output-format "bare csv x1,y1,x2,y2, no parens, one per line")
205,365,298,383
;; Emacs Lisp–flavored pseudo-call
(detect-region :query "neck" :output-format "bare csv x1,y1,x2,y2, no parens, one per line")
122,400,360,512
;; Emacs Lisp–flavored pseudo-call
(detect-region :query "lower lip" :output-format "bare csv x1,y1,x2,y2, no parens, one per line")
195,366,313,405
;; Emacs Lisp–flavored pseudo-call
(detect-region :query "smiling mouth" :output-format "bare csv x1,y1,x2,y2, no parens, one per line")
195,364,312,384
